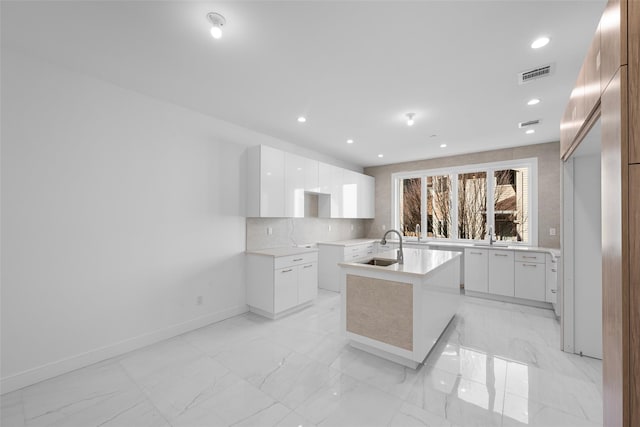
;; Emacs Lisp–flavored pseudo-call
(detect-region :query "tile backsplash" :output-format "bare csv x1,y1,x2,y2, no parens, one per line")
246,218,373,251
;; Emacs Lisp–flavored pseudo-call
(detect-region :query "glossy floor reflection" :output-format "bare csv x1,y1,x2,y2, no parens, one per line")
1,291,602,427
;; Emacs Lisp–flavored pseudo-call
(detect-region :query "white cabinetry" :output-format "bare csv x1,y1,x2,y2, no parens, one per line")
318,241,377,292
358,174,375,218
247,145,285,217
248,145,375,219
464,248,489,292
546,254,558,303
465,248,551,304
318,162,344,218
488,250,514,296
514,252,546,301
284,153,306,218
246,251,318,318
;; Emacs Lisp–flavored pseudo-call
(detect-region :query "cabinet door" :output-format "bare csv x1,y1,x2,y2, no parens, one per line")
298,263,318,303
284,153,306,217
488,250,514,296
260,146,285,217
318,163,343,218
515,262,546,301
358,174,375,219
274,267,298,312
464,249,488,293
304,158,320,192
342,170,358,218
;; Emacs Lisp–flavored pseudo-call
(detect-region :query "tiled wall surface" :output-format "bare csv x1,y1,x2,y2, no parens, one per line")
363,142,561,249
246,218,373,251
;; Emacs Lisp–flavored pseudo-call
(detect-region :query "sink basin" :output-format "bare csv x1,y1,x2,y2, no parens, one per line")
361,258,398,267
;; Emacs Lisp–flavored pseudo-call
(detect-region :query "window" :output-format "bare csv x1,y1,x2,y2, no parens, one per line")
392,159,537,245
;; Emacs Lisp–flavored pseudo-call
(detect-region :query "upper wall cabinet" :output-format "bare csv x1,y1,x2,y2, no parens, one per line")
248,145,285,217
247,145,375,219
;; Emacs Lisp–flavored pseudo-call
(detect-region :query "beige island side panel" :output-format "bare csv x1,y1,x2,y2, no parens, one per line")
345,274,413,351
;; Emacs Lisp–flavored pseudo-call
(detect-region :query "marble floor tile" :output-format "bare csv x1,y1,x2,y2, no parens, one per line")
3,290,603,427
1,391,25,427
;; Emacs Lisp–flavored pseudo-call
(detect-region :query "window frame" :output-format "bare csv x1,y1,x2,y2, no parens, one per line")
391,158,538,246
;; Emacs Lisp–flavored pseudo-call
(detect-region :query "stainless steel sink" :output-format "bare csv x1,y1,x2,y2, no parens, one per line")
361,258,398,267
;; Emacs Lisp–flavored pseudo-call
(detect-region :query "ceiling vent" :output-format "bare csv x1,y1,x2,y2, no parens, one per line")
518,119,541,128
518,64,553,84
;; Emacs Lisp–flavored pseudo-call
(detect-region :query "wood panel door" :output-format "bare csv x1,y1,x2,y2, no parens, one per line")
629,0,640,164
630,164,640,427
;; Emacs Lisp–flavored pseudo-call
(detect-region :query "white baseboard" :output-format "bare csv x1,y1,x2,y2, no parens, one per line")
1,305,248,394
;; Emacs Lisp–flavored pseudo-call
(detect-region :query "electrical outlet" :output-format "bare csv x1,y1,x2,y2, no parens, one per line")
549,227,556,236
196,296,203,305
350,224,354,231
266,227,273,235
382,224,386,231
328,225,332,232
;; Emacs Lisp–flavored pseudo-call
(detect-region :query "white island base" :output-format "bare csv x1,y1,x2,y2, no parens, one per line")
339,249,461,369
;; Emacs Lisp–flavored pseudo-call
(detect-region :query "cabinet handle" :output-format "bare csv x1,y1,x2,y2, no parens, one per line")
281,269,293,273
551,268,557,272
303,264,313,269
494,253,508,257
522,263,537,267
551,289,557,293
367,250,374,254
293,258,303,262
522,256,537,259
470,251,483,255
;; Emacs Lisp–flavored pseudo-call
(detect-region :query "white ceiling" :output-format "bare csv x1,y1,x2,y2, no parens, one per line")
1,1,607,167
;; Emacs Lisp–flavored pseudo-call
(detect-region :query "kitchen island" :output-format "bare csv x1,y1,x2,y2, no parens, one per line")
338,248,461,368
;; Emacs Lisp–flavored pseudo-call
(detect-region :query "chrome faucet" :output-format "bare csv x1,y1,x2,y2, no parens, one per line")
488,226,495,246
415,223,421,242
380,229,404,264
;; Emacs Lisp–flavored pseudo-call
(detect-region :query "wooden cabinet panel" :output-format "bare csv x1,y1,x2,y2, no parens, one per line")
561,101,576,158
601,67,628,427
600,0,627,92
630,0,640,164
584,24,602,119
488,250,514,296
630,164,640,427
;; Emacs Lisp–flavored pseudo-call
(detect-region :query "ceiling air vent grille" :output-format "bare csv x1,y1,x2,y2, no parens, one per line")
518,64,553,84
518,119,541,128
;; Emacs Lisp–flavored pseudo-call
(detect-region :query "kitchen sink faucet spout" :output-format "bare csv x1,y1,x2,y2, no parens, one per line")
380,229,404,264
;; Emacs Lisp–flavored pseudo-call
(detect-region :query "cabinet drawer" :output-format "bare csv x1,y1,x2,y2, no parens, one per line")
275,252,318,269
515,252,545,264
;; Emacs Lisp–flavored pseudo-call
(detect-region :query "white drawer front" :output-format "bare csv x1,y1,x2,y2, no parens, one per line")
275,252,318,269
515,252,545,264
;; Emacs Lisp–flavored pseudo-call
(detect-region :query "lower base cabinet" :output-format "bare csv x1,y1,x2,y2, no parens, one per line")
247,251,318,318
465,248,552,304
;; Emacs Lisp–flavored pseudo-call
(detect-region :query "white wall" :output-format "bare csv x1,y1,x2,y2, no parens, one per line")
0,49,260,392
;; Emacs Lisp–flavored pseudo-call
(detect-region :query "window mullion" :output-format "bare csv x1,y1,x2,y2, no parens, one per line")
451,173,458,240
486,168,495,241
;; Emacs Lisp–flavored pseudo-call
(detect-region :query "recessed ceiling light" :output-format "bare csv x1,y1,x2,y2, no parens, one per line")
440,143,447,148
297,116,306,123
346,139,354,144
527,98,541,106
378,154,384,158
207,12,226,40
531,37,550,49
526,129,535,134
406,113,415,127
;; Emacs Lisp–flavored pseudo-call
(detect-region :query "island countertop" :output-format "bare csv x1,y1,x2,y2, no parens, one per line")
338,248,461,278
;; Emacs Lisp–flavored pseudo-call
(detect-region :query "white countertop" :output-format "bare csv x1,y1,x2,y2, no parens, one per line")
245,247,318,257
317,238,378,247
339,248,461,278
389,240,560,257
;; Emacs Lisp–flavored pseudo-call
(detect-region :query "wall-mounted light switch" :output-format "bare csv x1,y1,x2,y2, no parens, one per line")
549,228,556,236
267,227,273,235
328,225,332,232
